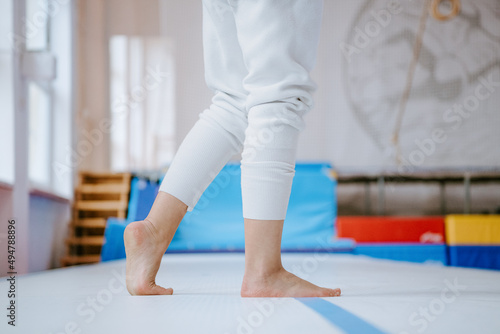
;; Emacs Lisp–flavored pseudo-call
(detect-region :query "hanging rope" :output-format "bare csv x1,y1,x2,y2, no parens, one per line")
392,0,432,164
391,0,461,164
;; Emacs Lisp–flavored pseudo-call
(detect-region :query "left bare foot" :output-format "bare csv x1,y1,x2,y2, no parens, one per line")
124,219,172,296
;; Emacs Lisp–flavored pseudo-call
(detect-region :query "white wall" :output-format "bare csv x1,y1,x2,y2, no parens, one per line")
28,195,71,272
160,0,211,150
77,0,163,172
0,187,13,276
0,188,70,277
312,0,380,165
76,0,110,172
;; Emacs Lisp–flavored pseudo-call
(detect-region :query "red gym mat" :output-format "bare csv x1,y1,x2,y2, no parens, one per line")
336,216,445,243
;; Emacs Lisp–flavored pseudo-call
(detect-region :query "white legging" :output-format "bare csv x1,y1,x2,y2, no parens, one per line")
159,0,323,220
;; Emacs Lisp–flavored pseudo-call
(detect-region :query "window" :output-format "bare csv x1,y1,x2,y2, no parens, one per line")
2,0,74,198
109,35,176,172
0,0,14,184
25,0,73,197
28,81,52,186
25,0,49,51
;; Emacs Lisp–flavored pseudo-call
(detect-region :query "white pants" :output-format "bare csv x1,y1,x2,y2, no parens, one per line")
159,0,323,220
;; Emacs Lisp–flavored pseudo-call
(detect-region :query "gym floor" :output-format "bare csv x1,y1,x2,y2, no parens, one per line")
2,253,499,334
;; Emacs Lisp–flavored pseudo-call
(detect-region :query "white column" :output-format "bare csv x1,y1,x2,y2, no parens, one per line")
12,0,30,274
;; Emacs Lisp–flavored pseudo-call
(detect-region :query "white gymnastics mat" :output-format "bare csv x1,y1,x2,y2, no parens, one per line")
1,253,500,334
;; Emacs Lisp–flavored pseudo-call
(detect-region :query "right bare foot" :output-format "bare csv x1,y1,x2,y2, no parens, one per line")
124,220,173,295
241,267,341,298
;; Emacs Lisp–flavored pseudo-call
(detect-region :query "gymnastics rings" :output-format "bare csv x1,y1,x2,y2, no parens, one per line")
430,0,460,21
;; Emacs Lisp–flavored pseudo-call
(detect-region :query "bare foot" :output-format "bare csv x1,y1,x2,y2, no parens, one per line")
241,267,341,298
124,220,173,295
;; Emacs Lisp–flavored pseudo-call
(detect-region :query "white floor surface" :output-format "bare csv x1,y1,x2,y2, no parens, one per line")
1,253,499,334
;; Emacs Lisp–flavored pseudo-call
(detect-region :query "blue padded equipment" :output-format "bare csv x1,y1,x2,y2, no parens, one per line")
101,162,352,261
354,243,448,265
448,245,500,270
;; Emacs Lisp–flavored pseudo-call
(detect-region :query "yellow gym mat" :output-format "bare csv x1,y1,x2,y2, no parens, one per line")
446,215,500,245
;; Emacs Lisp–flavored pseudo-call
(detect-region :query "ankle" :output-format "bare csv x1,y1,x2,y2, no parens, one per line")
243,263,285,281
141,217,169,245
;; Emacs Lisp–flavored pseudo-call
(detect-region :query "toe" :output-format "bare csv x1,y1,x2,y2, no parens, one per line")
152,285,174,295
129,281,173,296
327,288,341,297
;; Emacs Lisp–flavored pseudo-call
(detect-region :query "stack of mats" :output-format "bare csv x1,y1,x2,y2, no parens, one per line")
446,215,500,270
336,216,448,264
101,162,354,261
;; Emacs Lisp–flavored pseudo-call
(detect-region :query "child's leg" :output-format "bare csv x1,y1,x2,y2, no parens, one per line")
233,0,341,297
125,0,249,295
236,0,324,220
241,219,341,297
124,192,187,295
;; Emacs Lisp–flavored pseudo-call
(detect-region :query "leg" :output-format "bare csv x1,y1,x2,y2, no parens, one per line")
125,192,186,295
125,0,249,295
159,0,249,212
232,0,341,297
241,219,341,297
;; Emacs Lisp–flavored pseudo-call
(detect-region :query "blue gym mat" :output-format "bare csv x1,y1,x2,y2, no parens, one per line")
353,243,448,265
101,162,352,261
448,245,500,270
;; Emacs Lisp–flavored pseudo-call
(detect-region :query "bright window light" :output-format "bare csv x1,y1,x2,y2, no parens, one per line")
0,0,14,184
109,35,176,173
28,82,52,188
25,0,49,51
